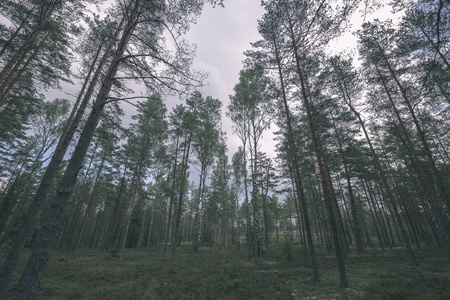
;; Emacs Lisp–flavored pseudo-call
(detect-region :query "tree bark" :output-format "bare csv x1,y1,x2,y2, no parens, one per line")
112,145,143,257
172,134,191,257
375,65,449,258
287,17,348,287
271,30,319,280
165,136,180,245
339,71,418,263
378,46,450,208
0,14,125,298
13,2,142,298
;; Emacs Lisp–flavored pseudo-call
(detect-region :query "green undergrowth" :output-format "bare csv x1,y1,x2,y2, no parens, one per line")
1,243,449,299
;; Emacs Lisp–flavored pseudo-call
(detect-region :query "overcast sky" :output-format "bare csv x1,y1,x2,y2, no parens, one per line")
43,1,266,160
46,0,399,163
184,1,267,158
182,0,398,160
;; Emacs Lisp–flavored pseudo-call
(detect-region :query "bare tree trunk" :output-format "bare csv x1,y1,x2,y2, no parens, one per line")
112,146,143,257
287,19,348,286
362,180,384,250
147,209,155,248
242,142,252,261
172,134,192,257
277,63,318,274
190,172,204,255
120,194,137,259
12,2,142,298
165,136,180,245
379,49,450,208
66,143,99,251
375,65,448,259
332,120,364,254
0,146,49,245
0,12,126,296
340,72,418,262
77,156,105,248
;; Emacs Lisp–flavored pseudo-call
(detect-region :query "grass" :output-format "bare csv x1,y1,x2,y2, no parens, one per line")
1,243,449,299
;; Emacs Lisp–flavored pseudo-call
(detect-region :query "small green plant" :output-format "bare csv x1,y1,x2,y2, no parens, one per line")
2,245,449,299
281,236,293,261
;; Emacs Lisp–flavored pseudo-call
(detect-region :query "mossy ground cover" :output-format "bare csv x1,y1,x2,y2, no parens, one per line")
1,243,449,299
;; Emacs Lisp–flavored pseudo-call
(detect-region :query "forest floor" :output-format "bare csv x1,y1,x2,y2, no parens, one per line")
1,242,449,299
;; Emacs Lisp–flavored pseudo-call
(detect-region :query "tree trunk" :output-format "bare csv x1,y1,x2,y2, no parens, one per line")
379,48,450,208
120,194,137,259
77,156,105,248
172,134,192,257
375,64,448,259
273,31,319,277
191,171,204,255
0,153,46,245
13,2,142,298
340,72,418,263
332,120,364,253
0,14,126,298
165,136,180,246
112,147,143,257
362,179,385,250
66,143,99,251
287,19,348,286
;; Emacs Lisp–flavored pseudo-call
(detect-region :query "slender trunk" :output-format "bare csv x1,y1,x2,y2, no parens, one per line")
172,134,192,257
147,209,155,248
271,30,319,280
191,171,204,255
165,136,180,245
251,127,260,262
138,210,146,248
340,74,418,263
375,65,449,258
13,3,142,298
289,168,308,261
261,160,271,250
0,161,26,208
120,194,137,259
0,14,125,298
418,25,450,70
332,120,364,253
67,143,99,251
77,156,105,248
112,147,143,257
234,128,251,260
363,180,384,250
89,202,104,248
106,165,128,250
287,20,347,286
0,151,47,245
380,49,449,208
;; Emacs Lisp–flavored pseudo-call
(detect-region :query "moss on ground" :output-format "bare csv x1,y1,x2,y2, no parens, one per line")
1,243,449,299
